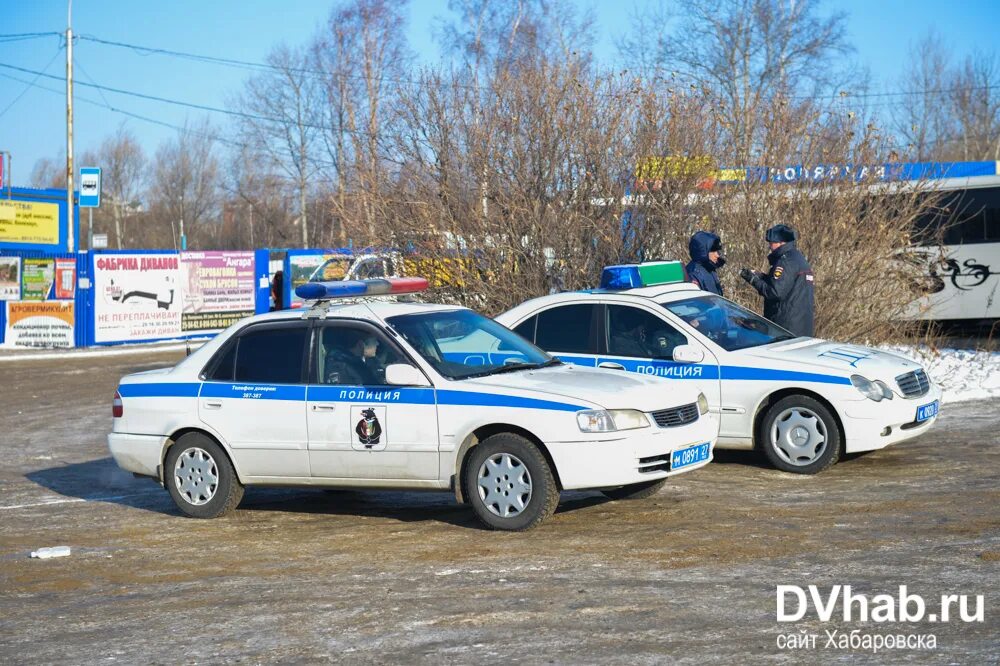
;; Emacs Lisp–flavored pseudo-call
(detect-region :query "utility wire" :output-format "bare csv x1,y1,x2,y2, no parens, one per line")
0,32,62,44
0,60,376,137
0,69,343,171
79,32,1000,103
0,48,63,119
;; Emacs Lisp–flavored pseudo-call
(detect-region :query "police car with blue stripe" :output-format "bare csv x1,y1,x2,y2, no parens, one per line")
496,262,942,474
108,277,717,531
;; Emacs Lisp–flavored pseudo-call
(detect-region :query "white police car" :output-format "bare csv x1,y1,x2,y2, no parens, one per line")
496,261,942,475
108,277,717,531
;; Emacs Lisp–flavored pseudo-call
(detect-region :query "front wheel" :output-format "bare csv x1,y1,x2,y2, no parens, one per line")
758,395,842,474
165,433,244,518
463,433,559,531
601,478,667,500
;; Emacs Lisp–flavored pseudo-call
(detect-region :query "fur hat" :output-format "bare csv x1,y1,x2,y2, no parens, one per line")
765,224,797,243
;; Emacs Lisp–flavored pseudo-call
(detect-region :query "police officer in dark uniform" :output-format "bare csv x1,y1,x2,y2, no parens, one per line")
685,230,725,296
739,224,815,337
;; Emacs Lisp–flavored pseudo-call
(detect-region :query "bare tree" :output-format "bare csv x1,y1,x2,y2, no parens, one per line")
150,119,221,249
893,32,954,160
620,0,852,161
948,51,1000,160
97,125,147,249
29,156,64,189
438,0,595,73
313,0,412,238
231,44,320,247
223,144,298,249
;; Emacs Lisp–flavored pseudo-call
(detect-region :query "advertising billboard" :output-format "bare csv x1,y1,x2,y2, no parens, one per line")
21,258,55,300
4,301,74,349
93,253,182,343
180,251,256,332
0,256,19,299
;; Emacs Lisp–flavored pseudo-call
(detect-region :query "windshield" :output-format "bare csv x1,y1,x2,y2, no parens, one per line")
386,309,554,379
307,256,353,282
661,295,797,351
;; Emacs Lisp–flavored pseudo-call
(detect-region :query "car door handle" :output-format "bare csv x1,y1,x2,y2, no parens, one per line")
598,362,625,370
203,400,222,409
311,404,337,411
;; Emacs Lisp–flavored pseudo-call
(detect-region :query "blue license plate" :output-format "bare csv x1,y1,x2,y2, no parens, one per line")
916,400,939,422
670,442,711,470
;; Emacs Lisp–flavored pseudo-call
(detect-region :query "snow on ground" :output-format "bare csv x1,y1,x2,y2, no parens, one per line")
882,345,1000,404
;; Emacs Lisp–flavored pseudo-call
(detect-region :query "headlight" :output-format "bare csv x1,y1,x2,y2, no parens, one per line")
850,375,894,402
697,392,709,415
576,409,650,432
608,409,650,430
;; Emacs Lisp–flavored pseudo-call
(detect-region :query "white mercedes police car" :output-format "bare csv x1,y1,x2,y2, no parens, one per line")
108,277,717,531
496,261,942,475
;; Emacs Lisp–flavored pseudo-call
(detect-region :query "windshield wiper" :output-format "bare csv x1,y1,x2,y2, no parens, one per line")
458,358,560,379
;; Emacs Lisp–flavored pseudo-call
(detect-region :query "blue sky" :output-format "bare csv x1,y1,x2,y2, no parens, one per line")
2,0,999,187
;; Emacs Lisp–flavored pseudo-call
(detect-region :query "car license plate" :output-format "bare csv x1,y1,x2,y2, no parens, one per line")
670,442,711,470
916,400,939,422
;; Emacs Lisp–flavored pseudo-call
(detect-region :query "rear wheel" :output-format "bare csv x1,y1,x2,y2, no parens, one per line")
601,478,667,501
165,433,243,518
758,395,841,474
463,433,559,531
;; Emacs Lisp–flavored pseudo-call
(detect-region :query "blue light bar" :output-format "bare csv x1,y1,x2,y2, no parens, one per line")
599,265,643,290
294,277,429,300
599,261,687,290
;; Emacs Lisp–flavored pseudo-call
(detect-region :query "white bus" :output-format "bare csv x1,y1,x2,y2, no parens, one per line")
907,168,1000,323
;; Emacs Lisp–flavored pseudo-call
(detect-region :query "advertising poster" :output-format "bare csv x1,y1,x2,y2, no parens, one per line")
4,301,74,348
180,251,256,331
0,256,19,299
54,258,76,299
0,199,60,246
21,258,55,300
288,253,353,307
93,253,182,343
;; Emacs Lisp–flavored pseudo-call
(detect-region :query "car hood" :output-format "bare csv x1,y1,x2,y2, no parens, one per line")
467,364,701,412
740,338,924,384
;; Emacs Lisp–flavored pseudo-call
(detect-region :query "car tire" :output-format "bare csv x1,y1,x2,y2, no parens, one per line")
463,433,559,531
165,433,244,518
758,395,842,474
601,478,668,501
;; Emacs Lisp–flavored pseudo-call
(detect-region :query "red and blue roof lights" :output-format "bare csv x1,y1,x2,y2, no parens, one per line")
295,277,429,300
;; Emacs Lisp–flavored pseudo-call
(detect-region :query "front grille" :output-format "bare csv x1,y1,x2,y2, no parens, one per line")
896,369,930,398
651,402,699,428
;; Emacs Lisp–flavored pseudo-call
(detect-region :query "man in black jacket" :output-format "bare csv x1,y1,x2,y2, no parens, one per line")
739,224,815,337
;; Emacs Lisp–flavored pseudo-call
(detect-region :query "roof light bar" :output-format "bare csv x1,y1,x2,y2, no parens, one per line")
599,261,687,290
295,277,429,300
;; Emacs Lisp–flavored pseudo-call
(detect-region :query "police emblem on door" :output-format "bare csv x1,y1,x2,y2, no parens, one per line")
352,405,386,451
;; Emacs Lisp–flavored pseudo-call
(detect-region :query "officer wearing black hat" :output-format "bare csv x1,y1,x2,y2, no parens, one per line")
739,224,815,337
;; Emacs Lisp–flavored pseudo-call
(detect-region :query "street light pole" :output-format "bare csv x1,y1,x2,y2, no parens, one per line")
66,0,75,252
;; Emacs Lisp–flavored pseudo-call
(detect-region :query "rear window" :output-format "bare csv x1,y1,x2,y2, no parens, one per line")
535,304,596,354
231,326,308,384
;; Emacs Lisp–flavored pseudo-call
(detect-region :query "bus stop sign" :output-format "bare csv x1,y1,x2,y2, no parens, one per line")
80,167,101,208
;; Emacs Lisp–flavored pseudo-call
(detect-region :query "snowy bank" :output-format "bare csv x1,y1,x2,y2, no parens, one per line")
881,345,1000,404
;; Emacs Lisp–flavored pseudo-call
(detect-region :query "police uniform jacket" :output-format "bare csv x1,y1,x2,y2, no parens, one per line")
747,241,815,337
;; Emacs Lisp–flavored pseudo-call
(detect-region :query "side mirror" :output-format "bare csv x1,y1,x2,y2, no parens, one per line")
385,363,431,387
672,344,704,364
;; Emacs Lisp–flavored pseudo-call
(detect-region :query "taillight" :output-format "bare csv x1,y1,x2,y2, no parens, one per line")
113,390,124,418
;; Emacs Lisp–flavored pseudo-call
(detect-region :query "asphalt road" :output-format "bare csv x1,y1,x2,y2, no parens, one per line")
0,349,997,664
